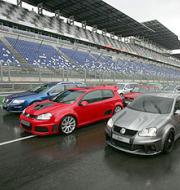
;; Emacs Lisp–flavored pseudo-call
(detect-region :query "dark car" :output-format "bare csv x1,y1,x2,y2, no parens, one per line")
3,82,86,113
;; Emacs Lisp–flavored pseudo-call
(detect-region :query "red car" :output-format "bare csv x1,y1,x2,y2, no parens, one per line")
20,86,123,136
123,85,153,105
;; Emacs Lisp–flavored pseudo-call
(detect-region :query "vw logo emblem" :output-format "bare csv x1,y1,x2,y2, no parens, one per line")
120,128,126,134
26,114,30,118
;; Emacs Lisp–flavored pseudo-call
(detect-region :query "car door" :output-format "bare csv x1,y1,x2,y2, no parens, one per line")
173,99,180,135
101,90,115,117
75,90,103,125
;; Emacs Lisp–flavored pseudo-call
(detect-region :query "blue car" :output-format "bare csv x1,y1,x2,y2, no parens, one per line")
2,81,86,113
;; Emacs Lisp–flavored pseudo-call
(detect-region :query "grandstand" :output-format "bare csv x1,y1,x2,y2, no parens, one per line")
0,0,180,84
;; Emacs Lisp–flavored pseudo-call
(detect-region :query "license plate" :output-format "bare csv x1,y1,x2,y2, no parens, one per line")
21,120,30,127
112,134,130,143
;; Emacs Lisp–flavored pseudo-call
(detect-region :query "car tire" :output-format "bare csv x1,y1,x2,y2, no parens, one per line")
163,129,175,154
114,106,122,114
60,115,77,135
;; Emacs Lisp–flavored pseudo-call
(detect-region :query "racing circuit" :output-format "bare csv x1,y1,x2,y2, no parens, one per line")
1,0,180,189
1,108,180,190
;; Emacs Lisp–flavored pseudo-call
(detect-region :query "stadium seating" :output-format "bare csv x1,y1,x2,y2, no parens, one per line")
6,38,72,69
0,1,180,80
0,41,20,66
60,47,180,78
0,0,179,68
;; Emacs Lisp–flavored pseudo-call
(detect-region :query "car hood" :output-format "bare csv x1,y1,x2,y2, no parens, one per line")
26,100,70,115
113,108,169,131
6,91,38,100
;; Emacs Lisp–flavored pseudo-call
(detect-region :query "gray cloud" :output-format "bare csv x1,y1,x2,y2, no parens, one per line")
104,0,180,38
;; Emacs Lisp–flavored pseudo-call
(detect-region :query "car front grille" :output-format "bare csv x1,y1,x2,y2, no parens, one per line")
21,124,32,130
113,125,137,137
112,139,144,151
113,139,132,150
35,127,48,132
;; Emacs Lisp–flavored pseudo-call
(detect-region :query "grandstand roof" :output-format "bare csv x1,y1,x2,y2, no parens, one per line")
142,20,180,50
23,0,153,37
23,0,180,50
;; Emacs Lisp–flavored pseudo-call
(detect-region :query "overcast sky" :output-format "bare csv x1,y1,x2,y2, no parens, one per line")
104,0,180,39
4,0,180,39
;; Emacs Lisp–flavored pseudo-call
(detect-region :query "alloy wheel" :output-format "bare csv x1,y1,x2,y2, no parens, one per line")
61,116,77,135
114,106,122,114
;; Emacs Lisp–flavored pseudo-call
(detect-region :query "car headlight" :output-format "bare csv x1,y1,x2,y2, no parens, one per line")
138,127,157,137
12,99,25,104
22,109,26,115
36,113,52,120
107,118,114,128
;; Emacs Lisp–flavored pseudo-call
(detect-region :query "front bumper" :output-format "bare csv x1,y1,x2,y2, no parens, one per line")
20,114,59,136
105,128,162,156
3,103,26,113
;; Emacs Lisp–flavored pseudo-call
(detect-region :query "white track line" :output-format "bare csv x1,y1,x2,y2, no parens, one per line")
0,135,36,146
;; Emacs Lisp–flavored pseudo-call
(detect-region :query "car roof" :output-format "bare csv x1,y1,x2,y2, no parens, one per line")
69,86,119,92
141,93,180,99
56,81,85,85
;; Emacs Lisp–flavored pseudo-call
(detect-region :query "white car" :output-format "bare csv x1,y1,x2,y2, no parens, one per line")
163,85,180,93
117,82,138,95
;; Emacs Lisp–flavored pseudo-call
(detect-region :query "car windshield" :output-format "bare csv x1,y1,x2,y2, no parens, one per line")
29,84,52,93
127,95,173,114
53,90,84,104
117,84,125,89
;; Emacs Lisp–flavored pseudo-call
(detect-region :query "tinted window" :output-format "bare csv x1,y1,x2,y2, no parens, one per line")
117,84,125,89
48,85,64,94
102,90,114,100
30,84,51,93
76,83,86,87
174,100,180,112
64,84,77,90
130,84,137,89
127,95,173,114
82,90,102,103
125,84,131,89
53,90,84,104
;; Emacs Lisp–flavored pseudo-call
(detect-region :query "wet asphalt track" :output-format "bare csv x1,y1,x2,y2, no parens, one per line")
1,109,180,190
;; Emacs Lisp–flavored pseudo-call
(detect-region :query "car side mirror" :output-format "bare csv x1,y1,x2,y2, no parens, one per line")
175,110,180,115
80,101,89,106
